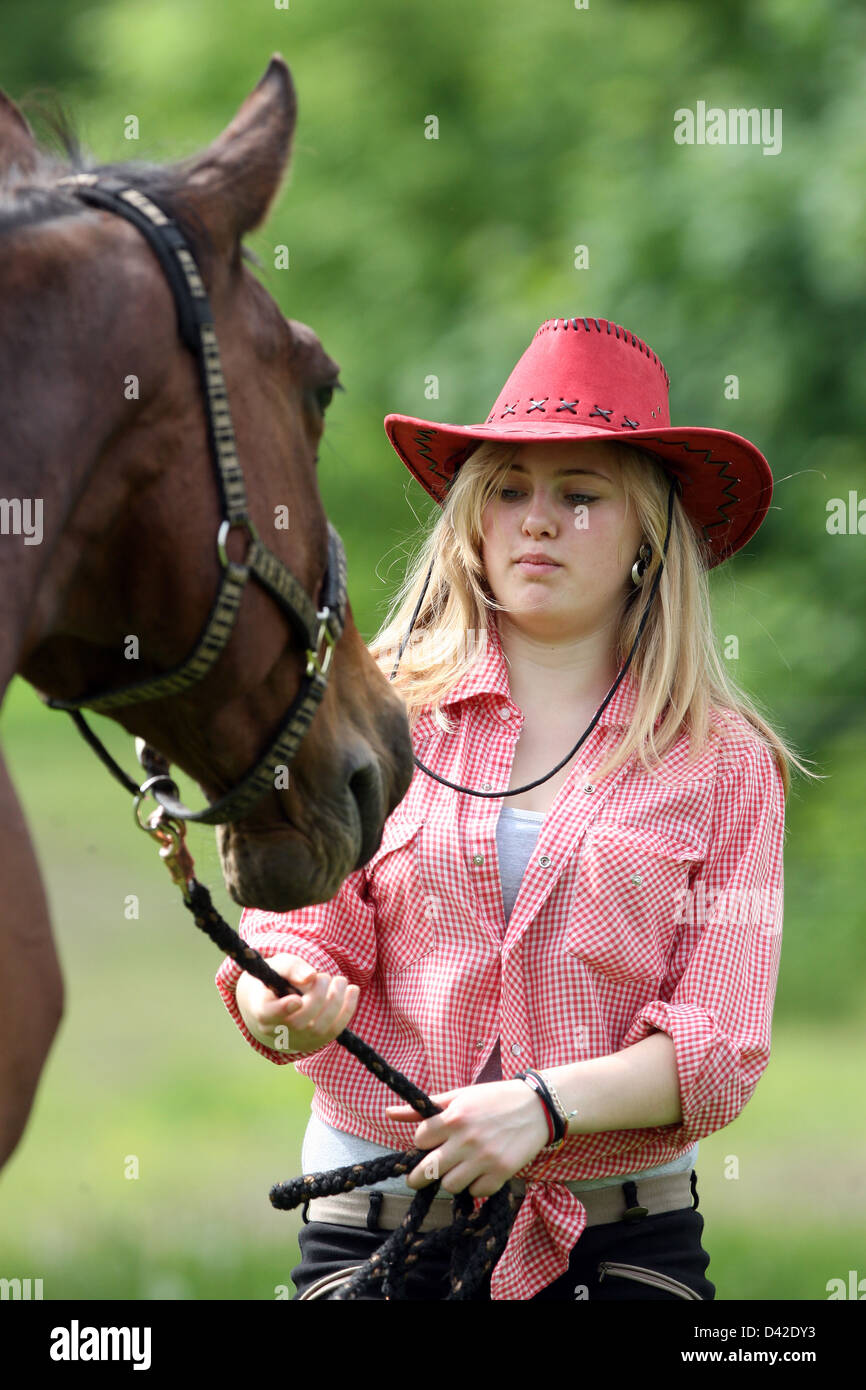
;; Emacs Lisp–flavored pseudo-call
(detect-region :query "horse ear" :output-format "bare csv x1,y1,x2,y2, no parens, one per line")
0,89,39,175
172,55,297,256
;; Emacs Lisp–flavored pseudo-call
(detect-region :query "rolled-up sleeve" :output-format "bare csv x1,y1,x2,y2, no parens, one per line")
619,733,786,1147
215,867,377,1065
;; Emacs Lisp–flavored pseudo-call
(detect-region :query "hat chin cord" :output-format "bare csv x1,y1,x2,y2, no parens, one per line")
388,478,676,799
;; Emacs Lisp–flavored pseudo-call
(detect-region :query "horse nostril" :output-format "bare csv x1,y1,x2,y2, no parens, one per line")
348,760,378,820
348,761,384,868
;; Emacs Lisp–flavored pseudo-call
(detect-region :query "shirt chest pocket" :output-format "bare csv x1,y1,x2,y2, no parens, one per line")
565,826,703,983
364,815,437,975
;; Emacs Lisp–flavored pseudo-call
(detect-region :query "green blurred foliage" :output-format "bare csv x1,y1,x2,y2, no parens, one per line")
1,0,864,1300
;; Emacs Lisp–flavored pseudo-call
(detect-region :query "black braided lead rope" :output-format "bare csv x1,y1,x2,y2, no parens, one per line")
183,879,522,1299
336,1185,519,1301
269,1163,519,1301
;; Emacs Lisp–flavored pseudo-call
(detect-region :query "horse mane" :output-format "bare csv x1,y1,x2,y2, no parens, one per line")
0,99,262,270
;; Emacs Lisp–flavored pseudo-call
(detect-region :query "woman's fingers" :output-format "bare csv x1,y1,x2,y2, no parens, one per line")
407,1146,491,1195
249,958,359,1053
256,956,315,1020
285,974,344,1034
386,1091,455,1118
302,976,358,1039
336,983,360,1032
281,978,360,1054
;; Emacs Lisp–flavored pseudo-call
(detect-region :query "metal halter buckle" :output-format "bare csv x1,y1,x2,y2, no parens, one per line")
216,516,259,569
133,797,196,901
306,607,336,678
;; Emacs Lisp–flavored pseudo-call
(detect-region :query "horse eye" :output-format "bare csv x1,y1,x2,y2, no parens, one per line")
315,383,335,412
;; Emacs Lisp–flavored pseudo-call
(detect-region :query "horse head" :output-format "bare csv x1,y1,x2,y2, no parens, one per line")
1,58,414,911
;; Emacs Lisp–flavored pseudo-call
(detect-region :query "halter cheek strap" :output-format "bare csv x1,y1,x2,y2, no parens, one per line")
43,172,347,825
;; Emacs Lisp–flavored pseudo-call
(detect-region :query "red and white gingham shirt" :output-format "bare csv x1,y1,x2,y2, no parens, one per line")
216,617,786,1300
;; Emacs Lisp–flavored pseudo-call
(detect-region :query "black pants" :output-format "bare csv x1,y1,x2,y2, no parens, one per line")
291,1169,715,1301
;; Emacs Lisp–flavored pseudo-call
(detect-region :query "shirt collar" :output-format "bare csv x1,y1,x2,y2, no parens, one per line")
438,616,641,730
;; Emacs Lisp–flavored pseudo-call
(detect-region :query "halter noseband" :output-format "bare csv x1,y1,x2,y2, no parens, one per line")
42,172,347,825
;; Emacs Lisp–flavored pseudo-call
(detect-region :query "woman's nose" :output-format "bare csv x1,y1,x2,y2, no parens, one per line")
521,490,557,533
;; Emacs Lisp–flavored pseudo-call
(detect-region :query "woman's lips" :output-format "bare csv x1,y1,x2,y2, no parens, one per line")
515,558,561,573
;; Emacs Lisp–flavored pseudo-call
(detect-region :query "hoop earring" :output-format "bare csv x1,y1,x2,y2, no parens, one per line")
631,543,652,587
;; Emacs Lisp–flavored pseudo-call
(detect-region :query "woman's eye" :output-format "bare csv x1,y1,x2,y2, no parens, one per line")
498,488,596,504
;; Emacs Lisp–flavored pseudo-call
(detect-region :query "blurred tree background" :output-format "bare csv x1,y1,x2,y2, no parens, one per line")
1,0,863,1300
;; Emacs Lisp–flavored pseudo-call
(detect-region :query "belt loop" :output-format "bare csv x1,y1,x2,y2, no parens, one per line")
366,1191,384,1232
621,1179,649,1222
690,1168,699,1211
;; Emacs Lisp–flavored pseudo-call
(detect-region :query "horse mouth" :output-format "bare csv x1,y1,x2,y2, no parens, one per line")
215,814,362,912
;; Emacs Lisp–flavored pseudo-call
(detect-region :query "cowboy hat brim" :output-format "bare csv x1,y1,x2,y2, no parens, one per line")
384,413,773,568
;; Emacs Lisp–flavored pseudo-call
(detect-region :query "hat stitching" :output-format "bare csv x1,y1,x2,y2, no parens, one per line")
391,427,454,497
533,317,671,389
413,427,453,485
490,400,646,428
635,436,742,536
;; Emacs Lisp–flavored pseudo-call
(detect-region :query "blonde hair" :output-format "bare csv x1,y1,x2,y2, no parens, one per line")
370,439,821,799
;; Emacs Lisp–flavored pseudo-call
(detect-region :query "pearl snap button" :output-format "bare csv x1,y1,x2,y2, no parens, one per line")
583,784,594,794
538,854,551,867
510,1043,522,1056
630,873,643,886
472,853,484,866
498,706,511,721
481,782,492,791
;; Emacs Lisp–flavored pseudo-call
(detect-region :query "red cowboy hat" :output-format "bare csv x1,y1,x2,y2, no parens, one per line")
384,316,773,568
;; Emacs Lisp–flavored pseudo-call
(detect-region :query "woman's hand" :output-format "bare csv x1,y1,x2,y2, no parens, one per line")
236,953,359,1057
385,1080,550,1199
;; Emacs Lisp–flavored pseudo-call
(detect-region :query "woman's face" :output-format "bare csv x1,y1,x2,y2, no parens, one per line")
479,440,644,643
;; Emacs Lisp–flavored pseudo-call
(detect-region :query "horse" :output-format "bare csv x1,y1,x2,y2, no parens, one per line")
0,56,414,1169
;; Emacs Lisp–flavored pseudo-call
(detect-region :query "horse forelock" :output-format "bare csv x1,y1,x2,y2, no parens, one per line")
0,107,214,267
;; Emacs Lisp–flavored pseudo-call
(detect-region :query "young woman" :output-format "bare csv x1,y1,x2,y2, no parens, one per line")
216,316,815,1301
